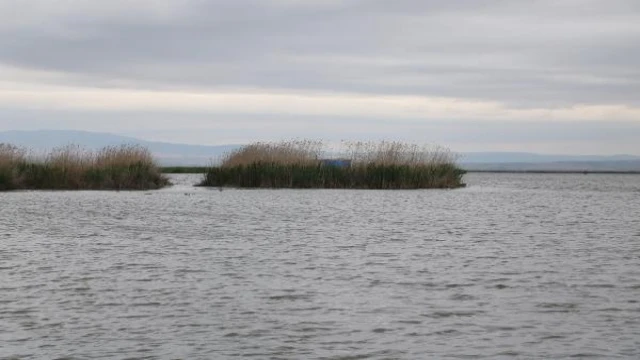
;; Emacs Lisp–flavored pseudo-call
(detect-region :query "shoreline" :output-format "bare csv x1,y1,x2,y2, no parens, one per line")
161,167,640,175
465,170,640,174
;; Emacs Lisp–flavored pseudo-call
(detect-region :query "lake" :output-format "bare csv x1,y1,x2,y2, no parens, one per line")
1,173,639,359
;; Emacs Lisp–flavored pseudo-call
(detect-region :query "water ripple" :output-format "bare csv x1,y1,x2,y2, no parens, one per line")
1,173,639,358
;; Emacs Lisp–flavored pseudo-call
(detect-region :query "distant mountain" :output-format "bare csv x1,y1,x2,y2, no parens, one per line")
0,130,239,165
459,152,640,172
2,130,640,170
462,160,640,172
459,152,640,163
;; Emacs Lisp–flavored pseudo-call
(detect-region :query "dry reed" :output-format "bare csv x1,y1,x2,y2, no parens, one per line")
221,140,324,167
0,143,169,191
200,140,466,189
0,144,27,190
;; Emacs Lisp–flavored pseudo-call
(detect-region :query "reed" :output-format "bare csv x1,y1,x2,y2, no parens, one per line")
161,166,208,174
200,140,465,189
0,143,170,191
220,140,323,167
0,144,27,190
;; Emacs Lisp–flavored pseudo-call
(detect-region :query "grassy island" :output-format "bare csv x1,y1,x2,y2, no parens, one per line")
0,144,170,191
199,140,466,189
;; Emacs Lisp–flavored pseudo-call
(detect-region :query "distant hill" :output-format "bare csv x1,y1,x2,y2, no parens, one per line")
460,152,640,172
462,160,640,172
459,152,640,163
0,130,239,165
2,130,640,170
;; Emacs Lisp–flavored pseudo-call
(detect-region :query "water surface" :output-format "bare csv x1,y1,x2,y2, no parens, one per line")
1,173,639,359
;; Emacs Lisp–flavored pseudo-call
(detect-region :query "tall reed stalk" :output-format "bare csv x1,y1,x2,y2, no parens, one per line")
200,140,465,189
0,143,170,191
0,144,27,190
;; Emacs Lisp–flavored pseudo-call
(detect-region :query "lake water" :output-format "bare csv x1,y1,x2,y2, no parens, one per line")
1,173,639,359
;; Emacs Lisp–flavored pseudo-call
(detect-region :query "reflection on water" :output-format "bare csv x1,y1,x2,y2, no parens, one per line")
1,173,639,359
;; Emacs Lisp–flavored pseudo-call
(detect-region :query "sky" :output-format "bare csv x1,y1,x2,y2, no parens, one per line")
0,0,639,154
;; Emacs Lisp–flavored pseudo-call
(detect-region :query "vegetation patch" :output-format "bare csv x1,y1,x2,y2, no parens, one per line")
199,140,466,189
0,143,170,191
161,166,208,174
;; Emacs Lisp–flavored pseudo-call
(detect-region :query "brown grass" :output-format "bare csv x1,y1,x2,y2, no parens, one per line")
0,143,169,191
202,139,466,189
341,140,458,167
0,143,26,165
221,140,324,167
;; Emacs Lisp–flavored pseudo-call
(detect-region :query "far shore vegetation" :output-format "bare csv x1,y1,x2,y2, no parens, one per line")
0,143,170,191
161,166,208,174
199,140,466,189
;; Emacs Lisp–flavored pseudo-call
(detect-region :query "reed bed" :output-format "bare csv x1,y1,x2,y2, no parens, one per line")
0,143,170,191
161,166,208,174
0,144,27,191
220,140,324,167
200,140,466,189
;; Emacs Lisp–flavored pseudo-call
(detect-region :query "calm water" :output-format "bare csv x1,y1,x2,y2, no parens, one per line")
1,173,639,359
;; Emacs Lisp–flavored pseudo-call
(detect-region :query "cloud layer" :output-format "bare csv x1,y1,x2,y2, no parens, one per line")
1,0,639,153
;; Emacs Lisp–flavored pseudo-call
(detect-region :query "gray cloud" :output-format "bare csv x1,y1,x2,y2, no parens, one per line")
1,0,639,154
1,0,639,106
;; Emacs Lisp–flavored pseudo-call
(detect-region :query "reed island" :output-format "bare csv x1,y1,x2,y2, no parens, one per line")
0,143,170,191
199,140,466,189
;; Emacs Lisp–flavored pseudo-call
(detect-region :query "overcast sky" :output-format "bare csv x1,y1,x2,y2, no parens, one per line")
0,0,639,154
